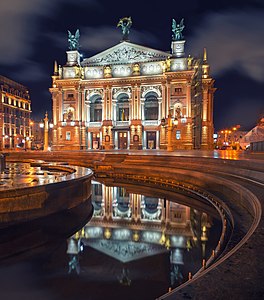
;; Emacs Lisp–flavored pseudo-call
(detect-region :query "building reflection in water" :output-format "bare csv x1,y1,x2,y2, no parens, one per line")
67,181,215,290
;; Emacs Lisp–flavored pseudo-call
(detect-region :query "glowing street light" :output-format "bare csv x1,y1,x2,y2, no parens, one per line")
161,114,179,151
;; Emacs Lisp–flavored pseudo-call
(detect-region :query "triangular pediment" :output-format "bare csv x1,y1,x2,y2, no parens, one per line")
85,239,167,263
82,41,170,66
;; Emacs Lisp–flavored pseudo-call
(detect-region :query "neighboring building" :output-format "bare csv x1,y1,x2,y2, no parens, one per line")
0,75,32,150
240,117,264,150
216,125,247,150
50,19,215,151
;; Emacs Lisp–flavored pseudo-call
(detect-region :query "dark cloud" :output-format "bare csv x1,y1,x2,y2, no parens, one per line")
47,26,160,58
188,10,264,82
0,0,98,65
15,60,47,83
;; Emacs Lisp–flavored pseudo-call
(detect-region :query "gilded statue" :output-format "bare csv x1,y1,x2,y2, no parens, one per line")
172,18,185,41
68,29,80,50
117,17,132,41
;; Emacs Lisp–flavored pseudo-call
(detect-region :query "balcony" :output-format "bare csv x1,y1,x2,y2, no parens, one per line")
143,120,159,126
59,121,81,127
88,122,102,127
115,121,130,127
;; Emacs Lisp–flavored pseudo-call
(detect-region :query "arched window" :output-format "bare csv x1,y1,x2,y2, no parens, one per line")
116,187,130,212
116,93,129,121
144,197,159,213
144,92,158,120
90,95,102,122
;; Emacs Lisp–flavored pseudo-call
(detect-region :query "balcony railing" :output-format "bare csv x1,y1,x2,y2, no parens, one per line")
115,121,130,127
142,120,159,126
88,122,102,127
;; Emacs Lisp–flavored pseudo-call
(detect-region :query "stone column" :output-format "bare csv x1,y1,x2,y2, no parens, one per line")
156,130,160,150
87,102,90,123
166,82,171,117
158,98,162,121
136,86,140,119
141,100,145,120
143,130,146,150
52,92,57,125
112,100,117,122
104,88,108,120
58,90,63,122
81,89,86,121
167,115,174,151
108,87,112,120
202,87,208,122
161,84,166,118
186,82,192,117
44,112,49,151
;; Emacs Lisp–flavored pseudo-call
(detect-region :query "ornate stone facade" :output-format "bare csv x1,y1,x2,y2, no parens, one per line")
50,29,215,151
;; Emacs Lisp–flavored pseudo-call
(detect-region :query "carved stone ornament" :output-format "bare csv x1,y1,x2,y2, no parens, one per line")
84,43,168,66
86,88,104,100
112,87,132,99
141,85,162,98
88,239,165,262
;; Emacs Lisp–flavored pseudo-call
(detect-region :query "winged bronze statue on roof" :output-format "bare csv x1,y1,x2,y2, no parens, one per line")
172,18,185,41
117,17,132,41
68,29,80,50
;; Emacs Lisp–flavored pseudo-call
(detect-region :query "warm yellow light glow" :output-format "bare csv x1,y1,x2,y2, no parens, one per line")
165,237,171,249
104,228,111,239
133,231,139,242
159,232,166,245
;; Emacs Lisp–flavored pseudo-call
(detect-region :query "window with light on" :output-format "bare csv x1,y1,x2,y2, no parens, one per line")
176,130,181,140
66,131,71,141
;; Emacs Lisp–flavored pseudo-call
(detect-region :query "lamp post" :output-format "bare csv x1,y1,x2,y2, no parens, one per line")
39,112,53,151
161,114,179,152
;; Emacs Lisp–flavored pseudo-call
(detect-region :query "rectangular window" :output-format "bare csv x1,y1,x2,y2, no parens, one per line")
174,88,182,94
176,130,181,140
66,131,71,141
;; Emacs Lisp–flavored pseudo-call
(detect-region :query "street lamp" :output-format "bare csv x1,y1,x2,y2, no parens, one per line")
161,114,179,151
39,112,53,151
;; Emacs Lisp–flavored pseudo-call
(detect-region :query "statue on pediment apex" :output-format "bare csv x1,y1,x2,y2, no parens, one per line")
172,18,185,41
68,29,80,50
117,17,132,41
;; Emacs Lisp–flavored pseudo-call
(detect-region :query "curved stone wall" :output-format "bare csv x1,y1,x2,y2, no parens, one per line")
3,151,264,298
0,163,94,227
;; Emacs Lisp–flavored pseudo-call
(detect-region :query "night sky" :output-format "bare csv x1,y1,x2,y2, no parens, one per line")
0,0,263,131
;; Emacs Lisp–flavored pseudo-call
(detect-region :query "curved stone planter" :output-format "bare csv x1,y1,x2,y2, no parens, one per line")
0,164,94,227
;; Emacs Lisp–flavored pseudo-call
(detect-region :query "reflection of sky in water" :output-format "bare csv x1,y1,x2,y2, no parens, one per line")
0,180,222,300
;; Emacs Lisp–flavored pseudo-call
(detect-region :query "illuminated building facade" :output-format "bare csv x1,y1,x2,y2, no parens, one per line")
0,75,31,150
50,20,215,150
